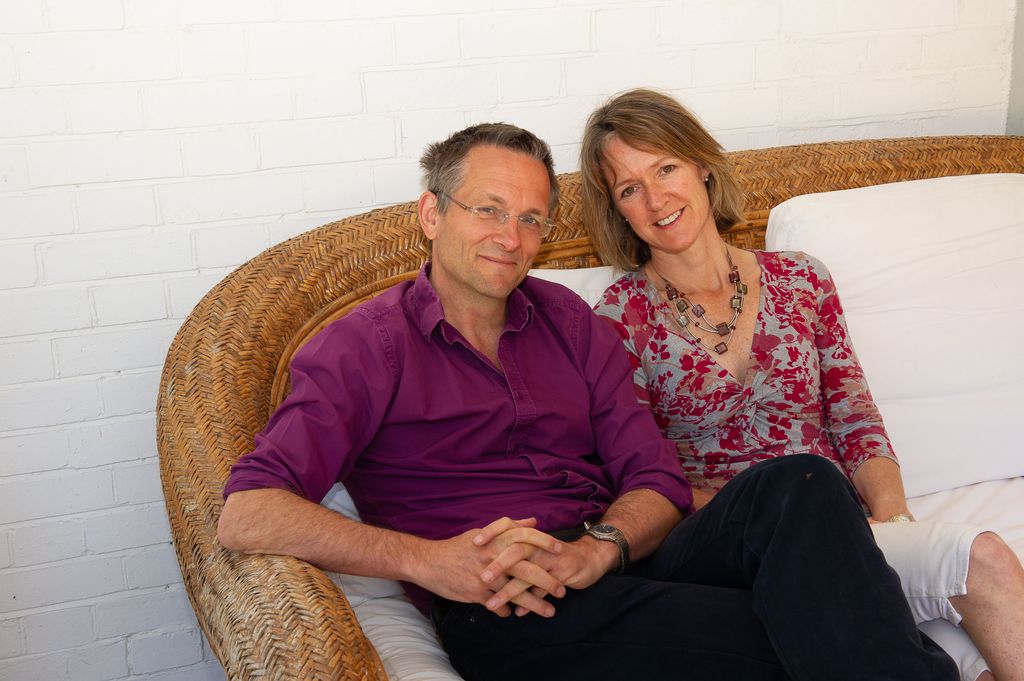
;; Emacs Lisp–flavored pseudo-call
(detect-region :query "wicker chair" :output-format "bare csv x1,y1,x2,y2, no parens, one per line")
157,136,1024,680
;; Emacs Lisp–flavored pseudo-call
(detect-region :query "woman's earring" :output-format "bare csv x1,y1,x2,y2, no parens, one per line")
704,175,710,183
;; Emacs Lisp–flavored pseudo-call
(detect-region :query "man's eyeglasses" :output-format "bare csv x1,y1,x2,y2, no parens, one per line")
435,191,555,239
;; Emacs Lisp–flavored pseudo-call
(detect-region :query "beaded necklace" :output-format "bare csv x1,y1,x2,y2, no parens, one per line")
651,248,748,355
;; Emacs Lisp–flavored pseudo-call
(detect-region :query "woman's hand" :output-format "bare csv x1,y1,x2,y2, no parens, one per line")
851,457,912,521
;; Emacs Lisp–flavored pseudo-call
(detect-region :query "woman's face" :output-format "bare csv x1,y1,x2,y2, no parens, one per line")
601,136,716,258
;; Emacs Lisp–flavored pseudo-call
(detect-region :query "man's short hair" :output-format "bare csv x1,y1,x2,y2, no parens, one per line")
420,123,560,214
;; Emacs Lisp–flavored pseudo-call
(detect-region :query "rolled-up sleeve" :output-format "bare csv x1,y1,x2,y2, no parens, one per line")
223,311,397,503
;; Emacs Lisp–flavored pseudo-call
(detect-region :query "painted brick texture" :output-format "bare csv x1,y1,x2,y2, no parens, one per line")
0,1,1016,679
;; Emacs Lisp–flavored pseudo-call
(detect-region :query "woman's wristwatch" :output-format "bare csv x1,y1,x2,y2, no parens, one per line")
885,513,915,523
583,522,630,573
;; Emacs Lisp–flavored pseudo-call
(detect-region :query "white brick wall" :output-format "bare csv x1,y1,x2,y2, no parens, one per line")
69,415,157,467
12,518,85,566
0,535,13,570
0,619,20,657
0,642,129,681
75,186,158,233
0,341,54,384
0,468,114,523
124,545,182,589
1,193,75,238
128,627,203,674
15,32,178,86
1,557,125,612
0,378,103,431
22,607,94,654
93,589,197,638
0,1,1015,679
0,430,68,477
28,135,183,186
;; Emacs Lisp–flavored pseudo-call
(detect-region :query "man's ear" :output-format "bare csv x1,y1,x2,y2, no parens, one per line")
418,191,440,241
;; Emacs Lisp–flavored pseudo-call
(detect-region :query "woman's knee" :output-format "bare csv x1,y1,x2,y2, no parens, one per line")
737,455,858,514
968,532,1023,588
753,454,848,489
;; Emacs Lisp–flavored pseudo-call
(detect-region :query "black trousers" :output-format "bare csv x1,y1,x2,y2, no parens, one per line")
434,455,957,681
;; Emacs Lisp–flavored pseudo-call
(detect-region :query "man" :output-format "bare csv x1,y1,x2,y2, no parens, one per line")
218,123,955,680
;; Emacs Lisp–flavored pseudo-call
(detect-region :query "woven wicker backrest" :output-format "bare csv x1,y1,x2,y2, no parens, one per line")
157,135,1024,680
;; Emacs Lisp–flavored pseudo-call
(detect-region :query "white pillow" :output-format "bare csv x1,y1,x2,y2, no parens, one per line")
320,485,462,681
767,173,1024,497
528,265,618,306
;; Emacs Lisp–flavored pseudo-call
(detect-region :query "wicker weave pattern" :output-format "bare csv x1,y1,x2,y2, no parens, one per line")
157,136,1024,680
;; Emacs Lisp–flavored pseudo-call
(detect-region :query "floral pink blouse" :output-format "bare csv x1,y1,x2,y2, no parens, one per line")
593,250,896,489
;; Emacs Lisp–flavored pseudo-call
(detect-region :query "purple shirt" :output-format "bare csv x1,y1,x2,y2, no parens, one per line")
225,264,692,611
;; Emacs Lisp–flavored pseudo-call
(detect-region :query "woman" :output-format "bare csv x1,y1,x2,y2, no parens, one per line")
581,88,1024,681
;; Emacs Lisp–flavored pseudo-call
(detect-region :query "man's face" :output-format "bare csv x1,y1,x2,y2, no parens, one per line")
419,145,552,311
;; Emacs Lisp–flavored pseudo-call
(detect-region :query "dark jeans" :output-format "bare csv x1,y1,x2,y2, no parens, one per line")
433,455,957,681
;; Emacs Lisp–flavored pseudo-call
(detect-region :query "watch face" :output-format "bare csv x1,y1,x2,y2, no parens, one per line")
585,523,629,573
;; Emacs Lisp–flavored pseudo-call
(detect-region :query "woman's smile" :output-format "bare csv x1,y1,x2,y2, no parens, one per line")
654,208,683,227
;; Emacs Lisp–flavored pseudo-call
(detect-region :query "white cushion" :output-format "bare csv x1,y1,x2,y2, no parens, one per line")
320,485,462,681
528,265,618,306
767,173,1024,497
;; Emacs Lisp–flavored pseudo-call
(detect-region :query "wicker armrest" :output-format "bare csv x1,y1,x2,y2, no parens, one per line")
156,205,433,680
158,310,389,680
157,135,1023,680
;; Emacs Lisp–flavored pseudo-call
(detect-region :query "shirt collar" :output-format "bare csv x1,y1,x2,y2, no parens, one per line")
409,262,534,341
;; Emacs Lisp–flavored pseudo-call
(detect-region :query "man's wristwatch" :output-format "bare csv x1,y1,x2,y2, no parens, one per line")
583,522,630,574
885,513,915,523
